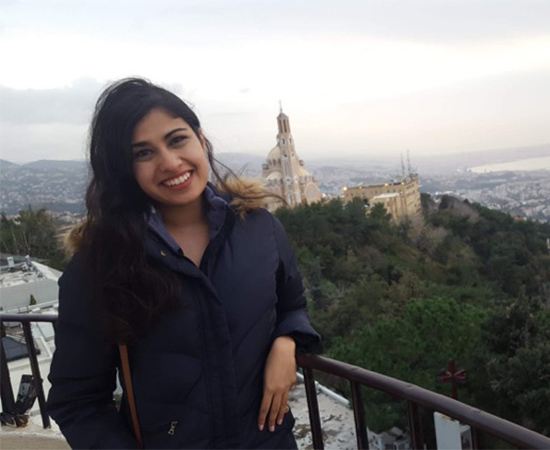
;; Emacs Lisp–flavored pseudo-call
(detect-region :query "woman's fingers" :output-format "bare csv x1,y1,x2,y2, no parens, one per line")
268,393,283,432
258,393,273,431
259,336,297,432
258,390,292,431
276,391,290,426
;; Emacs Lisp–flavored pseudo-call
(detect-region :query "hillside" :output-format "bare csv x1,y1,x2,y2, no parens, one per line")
23,160,86,171
275,197,550,437
0,159,20,171
0,160,88,214
1,150,548,220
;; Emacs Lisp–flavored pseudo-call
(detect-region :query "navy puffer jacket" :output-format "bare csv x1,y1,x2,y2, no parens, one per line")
47,185,321,449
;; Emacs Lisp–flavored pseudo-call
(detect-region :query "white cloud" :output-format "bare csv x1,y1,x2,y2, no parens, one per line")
1,122,88,163
0,0,549,162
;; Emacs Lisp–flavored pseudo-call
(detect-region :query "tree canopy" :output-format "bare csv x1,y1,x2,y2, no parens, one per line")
275,195,550,437
0,207,66,270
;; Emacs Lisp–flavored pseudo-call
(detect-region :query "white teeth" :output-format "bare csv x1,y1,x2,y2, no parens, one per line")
164,172,191,187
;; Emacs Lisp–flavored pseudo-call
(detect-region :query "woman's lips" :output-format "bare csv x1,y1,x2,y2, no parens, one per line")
162,171,192,188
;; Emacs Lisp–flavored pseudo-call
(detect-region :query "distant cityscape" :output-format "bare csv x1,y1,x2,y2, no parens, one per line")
1,144,549,222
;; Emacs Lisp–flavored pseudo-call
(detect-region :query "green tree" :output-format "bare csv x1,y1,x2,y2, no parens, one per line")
330,297,487,432
0,207,66,270
475,294,550,435
276,194,550,436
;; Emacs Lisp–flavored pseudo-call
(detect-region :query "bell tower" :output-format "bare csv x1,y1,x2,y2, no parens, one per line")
262,105,322,211
276,106,301,205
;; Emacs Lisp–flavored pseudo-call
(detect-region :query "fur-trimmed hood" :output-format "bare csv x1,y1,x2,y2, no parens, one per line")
218,177,268,215
64,177,271,256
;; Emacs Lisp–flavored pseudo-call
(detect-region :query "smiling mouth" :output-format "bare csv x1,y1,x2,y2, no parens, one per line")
163,171,192,187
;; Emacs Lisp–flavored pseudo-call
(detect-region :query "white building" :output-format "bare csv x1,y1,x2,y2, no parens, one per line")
262,108,322,211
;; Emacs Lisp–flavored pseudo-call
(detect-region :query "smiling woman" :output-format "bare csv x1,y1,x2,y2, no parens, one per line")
132,109,210,212
131,109,213,266
46,78,321,449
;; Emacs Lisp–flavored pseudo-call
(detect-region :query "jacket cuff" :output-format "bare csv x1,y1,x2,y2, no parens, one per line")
286,331,323,354
273,318,322,354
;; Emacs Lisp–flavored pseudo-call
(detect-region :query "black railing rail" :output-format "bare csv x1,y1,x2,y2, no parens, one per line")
1,313,549,450
0,313,57,429
297,353,550,450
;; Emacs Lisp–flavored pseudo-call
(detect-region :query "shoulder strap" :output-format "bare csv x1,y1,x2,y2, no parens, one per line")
119,344,143,448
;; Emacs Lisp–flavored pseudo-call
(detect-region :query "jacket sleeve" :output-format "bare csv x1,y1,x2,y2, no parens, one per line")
271,215,322,354
47,255,138,449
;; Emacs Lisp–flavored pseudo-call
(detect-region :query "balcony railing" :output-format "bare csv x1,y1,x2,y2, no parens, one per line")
2,313,550,449
296,354,550,449
0,313,57,429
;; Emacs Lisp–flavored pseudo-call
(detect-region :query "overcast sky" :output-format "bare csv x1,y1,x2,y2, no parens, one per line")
1,0,549,163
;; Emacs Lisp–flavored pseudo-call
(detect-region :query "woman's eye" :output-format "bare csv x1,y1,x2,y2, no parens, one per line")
170,135,187,146
133,149,154,160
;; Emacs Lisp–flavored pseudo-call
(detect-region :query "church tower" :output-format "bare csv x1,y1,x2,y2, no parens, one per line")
262,107,322,211
276,109,302,205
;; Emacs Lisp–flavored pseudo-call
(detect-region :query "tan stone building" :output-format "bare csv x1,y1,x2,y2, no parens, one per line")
343,174,421,222
262,109,322,211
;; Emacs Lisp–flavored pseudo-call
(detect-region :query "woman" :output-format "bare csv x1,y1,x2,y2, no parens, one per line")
47,78,321,449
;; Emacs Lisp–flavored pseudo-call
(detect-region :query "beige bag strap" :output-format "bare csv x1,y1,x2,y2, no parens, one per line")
119,344,143,448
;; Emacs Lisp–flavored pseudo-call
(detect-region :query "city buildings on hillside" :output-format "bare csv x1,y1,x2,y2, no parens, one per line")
343,174,422,222
262,108,322,211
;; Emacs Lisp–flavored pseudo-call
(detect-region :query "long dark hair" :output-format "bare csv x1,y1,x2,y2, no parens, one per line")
81,78,256,343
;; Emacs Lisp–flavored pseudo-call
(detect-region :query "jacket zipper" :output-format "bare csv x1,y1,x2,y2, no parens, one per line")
168,421,178,435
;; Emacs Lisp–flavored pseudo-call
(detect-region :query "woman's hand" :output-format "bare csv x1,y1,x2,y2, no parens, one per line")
258,336,297,432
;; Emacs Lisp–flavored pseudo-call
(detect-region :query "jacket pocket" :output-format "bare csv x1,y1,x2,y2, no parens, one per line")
141,420,182,450
138,401,211,449
131,354,203,405
242,408,297,449
141,419,179,435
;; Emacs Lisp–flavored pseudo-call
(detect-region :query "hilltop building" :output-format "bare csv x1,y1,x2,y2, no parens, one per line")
262,108,322,211
343,173,421,222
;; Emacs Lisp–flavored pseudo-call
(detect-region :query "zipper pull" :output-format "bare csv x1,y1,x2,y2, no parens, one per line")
168,421,178,435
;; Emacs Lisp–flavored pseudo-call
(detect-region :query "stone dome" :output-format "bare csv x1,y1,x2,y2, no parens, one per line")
267,145,281,160
266,171,283,180
298,166,311,177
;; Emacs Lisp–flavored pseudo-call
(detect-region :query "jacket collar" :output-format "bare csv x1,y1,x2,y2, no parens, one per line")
146,183,230,256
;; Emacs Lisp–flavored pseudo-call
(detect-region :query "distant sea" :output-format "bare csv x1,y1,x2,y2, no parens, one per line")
470,156,550,173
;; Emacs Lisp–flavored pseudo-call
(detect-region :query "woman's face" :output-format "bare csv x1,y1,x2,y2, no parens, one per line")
131,108,209,212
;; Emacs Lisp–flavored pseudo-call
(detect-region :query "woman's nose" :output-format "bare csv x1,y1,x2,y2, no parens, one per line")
158,149,182,171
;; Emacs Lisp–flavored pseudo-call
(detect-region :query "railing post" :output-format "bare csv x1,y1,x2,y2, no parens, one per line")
302,366,324,450
350,381,369,450
472,426,484,450
21,322,50,428
407,401,424,450
0,323,16,415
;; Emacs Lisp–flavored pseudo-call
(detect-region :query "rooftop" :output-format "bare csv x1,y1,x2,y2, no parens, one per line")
0,258,61,312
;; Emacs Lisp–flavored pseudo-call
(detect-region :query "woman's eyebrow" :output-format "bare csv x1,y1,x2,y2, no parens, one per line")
165,127,188,139
132,127,188,148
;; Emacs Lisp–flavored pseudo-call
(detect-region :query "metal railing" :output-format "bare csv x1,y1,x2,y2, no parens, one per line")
0,313,57,429
297,353,550,449
1,313,549,450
